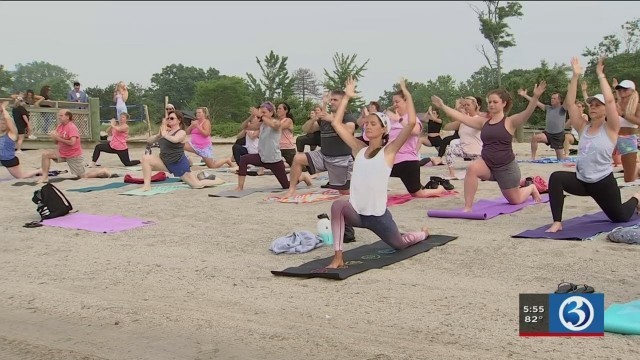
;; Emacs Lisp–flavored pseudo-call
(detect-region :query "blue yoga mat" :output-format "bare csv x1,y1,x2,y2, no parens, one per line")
605,300,640,335
69,178,181,192
517,156,577,164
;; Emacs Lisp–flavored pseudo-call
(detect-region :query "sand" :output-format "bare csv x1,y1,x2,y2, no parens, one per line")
1,141,640,360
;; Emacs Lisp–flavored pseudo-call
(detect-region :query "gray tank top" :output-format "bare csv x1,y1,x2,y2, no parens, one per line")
258,122,282,163
576,124,614,183
159,130,185,164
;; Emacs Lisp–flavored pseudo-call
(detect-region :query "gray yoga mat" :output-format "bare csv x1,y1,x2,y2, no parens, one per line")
271,235,457,280
208,186,284,198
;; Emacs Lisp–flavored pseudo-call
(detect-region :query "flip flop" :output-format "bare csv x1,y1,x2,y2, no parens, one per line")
555,282,578,294
570,284,595,294
23,221,43,228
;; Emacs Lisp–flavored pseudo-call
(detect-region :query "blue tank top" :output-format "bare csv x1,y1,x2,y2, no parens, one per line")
0,133,16,160
576,124,614,183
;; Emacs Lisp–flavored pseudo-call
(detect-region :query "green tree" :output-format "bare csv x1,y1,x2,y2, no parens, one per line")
457,66,499,100
150,64,220,110
323,53,369,111
502,60,570,128
470,1,523,88
193,76,253,123
621,18,640,53
377,80,430,113
0,65,13,97
582,34,621,66
246,50,295,103
583,52,640,95
86,82,155,121
11,61,77,98
292,68,320,105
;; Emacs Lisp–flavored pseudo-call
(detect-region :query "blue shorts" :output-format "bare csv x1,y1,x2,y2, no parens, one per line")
616,135,638,156
164,155,191,177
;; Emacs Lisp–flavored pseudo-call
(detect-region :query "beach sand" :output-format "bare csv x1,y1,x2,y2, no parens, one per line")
1,142,639,360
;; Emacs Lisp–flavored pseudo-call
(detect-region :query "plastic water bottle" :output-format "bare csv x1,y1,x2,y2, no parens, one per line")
317,213,333,246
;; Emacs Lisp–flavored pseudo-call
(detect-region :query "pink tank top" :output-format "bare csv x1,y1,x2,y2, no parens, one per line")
190,121,211,149
279,121,295,150
110,127,128,151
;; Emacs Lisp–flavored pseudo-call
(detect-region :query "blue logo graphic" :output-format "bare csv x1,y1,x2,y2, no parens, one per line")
559,296,594,331
549,293,604,335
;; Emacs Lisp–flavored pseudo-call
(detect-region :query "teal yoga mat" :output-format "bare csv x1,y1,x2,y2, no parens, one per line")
604,300,640,335
120,183,190,196
69,178,181,193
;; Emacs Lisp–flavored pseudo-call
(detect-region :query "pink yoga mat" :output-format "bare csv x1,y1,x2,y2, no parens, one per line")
427,194,549,220
42,213,155,233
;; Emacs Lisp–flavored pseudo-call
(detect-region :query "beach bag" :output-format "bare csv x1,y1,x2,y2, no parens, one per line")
32,183,73,220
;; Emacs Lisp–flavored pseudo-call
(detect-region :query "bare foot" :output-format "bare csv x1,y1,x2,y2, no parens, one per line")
141,185,151,192
462,206,473,212
421,226,430,238
226,158,234,167
326,257,345,269
435,185,446,195
545,222,562,233
299,173,313,187
234,186,243,191
530,184,542,203
37,177,49,184
280,189,296,198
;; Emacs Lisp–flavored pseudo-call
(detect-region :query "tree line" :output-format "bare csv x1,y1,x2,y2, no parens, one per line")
0,1,638,140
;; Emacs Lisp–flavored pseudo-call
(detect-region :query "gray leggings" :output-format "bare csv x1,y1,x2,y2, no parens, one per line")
330,199,426,251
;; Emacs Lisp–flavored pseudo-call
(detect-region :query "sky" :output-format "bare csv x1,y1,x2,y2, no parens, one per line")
1,1,638,101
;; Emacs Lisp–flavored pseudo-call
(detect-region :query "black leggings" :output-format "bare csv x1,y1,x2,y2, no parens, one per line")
437,131,460,157
296,131,321,152
232,143,248,165
92,143,140,166
548,171,638,222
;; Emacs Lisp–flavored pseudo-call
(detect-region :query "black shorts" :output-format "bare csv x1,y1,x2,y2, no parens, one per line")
427,135,443,148
0,157,19,168
281,149,296,167
16,125,26,135
390,160,422,194
543,131,565,150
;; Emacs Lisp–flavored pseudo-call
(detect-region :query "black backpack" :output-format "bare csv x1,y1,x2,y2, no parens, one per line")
32,183,73,220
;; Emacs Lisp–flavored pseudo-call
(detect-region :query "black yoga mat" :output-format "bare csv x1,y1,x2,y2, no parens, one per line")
271,234,457,280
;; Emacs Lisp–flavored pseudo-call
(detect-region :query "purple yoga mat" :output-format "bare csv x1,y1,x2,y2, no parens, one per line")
42,213,155,233
427,194,550,220
512,211,640,240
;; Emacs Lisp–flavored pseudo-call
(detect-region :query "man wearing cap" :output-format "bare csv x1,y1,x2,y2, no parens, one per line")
67,81,89,103
518,89,568,160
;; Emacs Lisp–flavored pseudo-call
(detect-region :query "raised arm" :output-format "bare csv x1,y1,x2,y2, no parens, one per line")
508,81,547,129
331,77,367,155
595,58,621,136
517,88,546,110
1,102,17,140
386,78,417,156
580,80,590,103
431,96,486,130
564,57,588,135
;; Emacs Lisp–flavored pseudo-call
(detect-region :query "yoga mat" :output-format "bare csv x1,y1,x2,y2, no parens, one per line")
518,157,577,164
68,178,182,193
12,177,79,186
209,187,284,198
265,189,343,204
42,213,155,233
118,165,142,171
387,191,458,207
427,194,549,220
120,183,191,196
604,300,640,335
512,211,640,241
618,179,640,188
271,235,457,280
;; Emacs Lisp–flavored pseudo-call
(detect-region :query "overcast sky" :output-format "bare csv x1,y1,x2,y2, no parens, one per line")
1,1,638,100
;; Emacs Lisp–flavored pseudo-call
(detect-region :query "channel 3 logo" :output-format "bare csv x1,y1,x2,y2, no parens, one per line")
559,296,594,331
550,293,604,336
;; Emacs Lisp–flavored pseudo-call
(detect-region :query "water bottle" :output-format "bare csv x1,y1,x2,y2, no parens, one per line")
316,213,333,246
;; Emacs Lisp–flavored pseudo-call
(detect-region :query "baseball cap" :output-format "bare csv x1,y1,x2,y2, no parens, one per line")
586,94,605,105
372,112,390,135
615,80,636,90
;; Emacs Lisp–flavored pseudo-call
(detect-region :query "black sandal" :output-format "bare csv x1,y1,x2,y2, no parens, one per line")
23,221,43,228
555,281,577,294
570,284,595,294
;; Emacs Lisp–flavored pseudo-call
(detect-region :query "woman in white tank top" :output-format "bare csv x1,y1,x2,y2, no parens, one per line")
325,77,430,269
